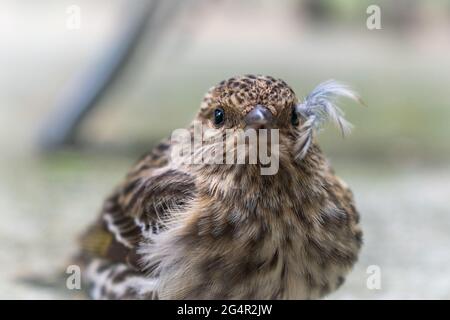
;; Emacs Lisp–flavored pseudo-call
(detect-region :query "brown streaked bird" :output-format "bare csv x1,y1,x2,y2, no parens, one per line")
77,75,363,299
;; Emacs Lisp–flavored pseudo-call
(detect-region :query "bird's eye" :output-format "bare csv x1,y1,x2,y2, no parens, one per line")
291,107,299,126
214,108,225,126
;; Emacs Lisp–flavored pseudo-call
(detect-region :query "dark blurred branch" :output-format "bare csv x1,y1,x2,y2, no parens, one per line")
39,0,183,151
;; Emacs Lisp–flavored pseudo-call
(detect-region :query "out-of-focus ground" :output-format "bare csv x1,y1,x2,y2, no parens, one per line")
1,0,450,299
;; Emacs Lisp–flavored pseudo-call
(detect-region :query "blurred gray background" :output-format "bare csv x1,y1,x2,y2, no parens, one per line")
1,0,449,299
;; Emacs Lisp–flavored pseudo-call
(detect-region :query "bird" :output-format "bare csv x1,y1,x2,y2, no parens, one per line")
76,74,363,299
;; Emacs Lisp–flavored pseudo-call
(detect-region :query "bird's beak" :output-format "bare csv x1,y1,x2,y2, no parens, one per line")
244,105,273,129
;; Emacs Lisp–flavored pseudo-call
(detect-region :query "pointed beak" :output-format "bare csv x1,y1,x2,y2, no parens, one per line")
244,105,273,129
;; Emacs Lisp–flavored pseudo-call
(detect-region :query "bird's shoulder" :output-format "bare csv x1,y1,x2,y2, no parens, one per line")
329,173,359,221
322,168,362,246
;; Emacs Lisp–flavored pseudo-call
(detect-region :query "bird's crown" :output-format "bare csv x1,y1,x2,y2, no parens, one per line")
199,74,297,119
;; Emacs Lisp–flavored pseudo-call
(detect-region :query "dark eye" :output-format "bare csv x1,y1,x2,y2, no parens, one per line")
214,108,225,126
291,107,299,126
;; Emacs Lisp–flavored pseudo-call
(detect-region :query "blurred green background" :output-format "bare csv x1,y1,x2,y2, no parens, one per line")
1,0,449,299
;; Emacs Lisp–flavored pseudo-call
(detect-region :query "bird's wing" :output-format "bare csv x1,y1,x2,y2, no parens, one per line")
78,139,196,272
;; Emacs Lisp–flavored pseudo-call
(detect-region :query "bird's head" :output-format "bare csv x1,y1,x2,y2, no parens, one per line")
197,75,298,131
173,75,360,175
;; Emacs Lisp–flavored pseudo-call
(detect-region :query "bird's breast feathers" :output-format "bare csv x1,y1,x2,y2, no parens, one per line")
135,161,361,299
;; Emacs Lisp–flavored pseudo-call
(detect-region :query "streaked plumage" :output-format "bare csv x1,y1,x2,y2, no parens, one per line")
76,75,363,299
